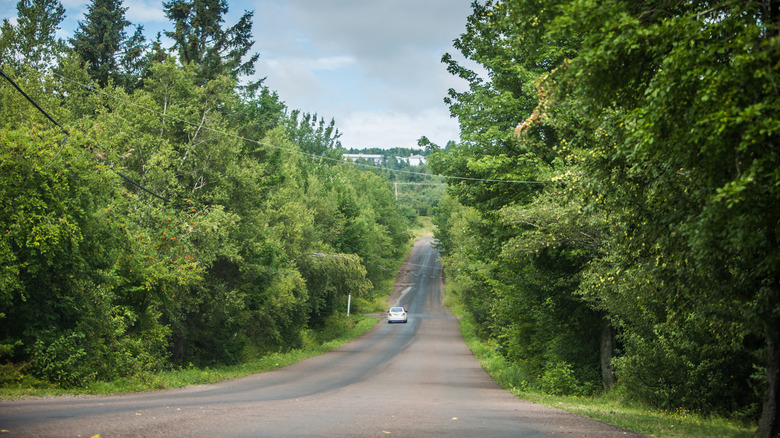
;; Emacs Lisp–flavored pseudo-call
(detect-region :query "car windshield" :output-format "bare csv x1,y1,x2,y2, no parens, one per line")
390,307,404,313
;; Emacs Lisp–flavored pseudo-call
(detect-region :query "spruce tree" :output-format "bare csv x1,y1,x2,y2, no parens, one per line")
163,0,259,84
69,0,146,89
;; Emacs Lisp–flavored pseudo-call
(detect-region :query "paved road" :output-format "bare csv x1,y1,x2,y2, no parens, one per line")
0,238,646,437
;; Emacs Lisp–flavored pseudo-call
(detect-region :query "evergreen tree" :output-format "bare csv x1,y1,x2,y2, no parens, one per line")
163,0,259,84
69,0,147,89
233,86,287,151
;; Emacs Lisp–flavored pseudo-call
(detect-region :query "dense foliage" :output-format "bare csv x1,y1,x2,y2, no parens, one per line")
431,0,780,435
0,0,411,387
343,146,445,217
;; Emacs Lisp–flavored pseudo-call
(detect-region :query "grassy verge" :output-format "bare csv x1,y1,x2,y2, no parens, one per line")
2,230,426,399
0,315,378,399
443,284,755,438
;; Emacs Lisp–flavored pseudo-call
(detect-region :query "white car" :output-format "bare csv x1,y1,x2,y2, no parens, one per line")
387,307,408,323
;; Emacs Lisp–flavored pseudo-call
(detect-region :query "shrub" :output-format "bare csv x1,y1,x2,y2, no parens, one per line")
29,331,94,388
541,361,580,396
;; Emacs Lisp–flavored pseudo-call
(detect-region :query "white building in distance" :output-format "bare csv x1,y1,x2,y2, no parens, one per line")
396,154,427,166
342,153,427,166
342,153,384,165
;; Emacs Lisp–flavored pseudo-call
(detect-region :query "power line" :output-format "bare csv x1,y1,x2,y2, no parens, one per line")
6,65,542,208
49,71,545,186
114,170,172,203
393,182,447,185
393,181,447,200
0,69,70,136
1,69,181,207
3,69,447,280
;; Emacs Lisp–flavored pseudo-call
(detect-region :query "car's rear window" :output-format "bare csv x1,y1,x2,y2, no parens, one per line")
390,307,404,312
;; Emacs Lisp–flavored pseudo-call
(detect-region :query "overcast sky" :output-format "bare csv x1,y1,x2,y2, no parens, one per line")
2,0,478,149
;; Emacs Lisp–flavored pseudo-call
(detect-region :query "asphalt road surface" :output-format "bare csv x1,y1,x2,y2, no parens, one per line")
0,237,647,437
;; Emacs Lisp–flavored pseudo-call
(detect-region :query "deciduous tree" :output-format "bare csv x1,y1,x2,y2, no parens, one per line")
0,0,65,70
545,0,780,433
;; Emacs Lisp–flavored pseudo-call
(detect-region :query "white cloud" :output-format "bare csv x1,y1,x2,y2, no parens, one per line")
258,58,327,104
124,0,167,24
309,55,356,71
265,55,356,72
14,0,477,150
249,0,475,148
340,108,459,149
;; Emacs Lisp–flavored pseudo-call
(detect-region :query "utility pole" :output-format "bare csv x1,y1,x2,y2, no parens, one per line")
392,182,446,201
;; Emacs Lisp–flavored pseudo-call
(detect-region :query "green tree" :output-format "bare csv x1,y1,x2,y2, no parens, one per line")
437,0,573,209
445,0,780,431
434,2,780,427
163,0,259,83
69,0,147,89
0,125,171,385
1,20,413,383
296,253,371,327
429,0,610,392
234,86,286,151
0,0,65,70
334,166,409,284
543,1,780,433
285,110,343,158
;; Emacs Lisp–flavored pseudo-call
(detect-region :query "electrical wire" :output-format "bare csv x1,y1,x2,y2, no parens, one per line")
0,69,70,135
1,69,181,207
2,69,447,280
50,71,545,186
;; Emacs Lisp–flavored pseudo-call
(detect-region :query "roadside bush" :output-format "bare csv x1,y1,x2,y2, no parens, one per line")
0,363,26,386
540,361,580,396
612,329,760,417
29,331,94,388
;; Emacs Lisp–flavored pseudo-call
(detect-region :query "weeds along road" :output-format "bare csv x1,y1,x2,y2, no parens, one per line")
0,238,646,437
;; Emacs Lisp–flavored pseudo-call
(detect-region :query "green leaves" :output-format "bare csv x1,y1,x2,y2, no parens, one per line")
0,0,65,70
435,0,780,427
1,37,412,379
544,0,780,425
297,253,370,327
163,0,259,83
69,0,146,89
431,0,605,393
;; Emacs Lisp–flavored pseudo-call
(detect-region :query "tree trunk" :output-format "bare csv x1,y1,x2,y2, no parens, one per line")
600,318,616,389
757,2,779,431
171,326,187,364
758,331,780,437
758,271,780,437
757,276,780,438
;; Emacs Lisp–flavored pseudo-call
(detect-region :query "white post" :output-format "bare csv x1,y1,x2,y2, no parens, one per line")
347,294,352,316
